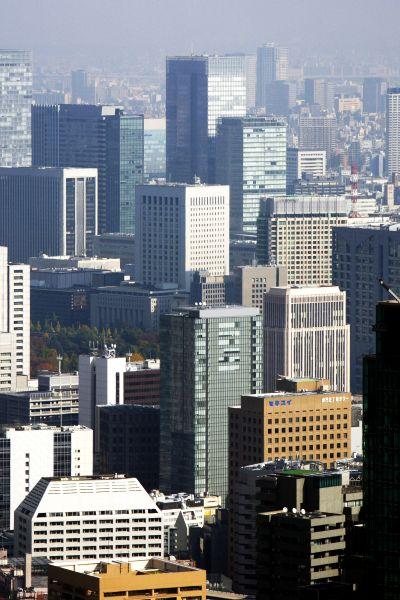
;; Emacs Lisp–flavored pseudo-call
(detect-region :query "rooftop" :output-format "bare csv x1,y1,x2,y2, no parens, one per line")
51,558,203,578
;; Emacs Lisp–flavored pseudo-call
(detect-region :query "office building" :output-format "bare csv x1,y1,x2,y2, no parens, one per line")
256,44,288,109
98,405,159,491
265,80,296,116
257,511,346,599
0,373,80,427
264,286,350,392
226,264,287,313
215,117,286,234
363,77,386,113
332,223,400,393
144,118,166,180
256,196,348,286
0,424,92,530
31,287,91,327
386,88,400,178
286,148,326,193
32,104,144,233
91,283,186,331
160,306,263,503
245,54,257,110
229,377,351,479
71,69,95,103
166,55,246,183
0,50,32,167
305,79,335,112
14,475,163,561
299,116,337,163
293,175,346,197
93,233,135,267
335,95,363,114
0,247,30,390
123,359,160,406
135,183,229,291
48,559,206,600
230,238,257,269
229,462,345,595
364,301,400,598
0,167,98,262
189,271,226,307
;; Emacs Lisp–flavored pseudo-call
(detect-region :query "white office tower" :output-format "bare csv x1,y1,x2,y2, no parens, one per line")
0,246,30,390
135,183,229,291
0,425,93,530
386,88,400,178
14,475,163,561
0,167,98,262
256,196,348,286
264,286,350,393
286,148,326,192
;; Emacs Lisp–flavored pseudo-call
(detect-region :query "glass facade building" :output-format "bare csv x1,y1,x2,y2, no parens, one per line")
144,118,166,180
159,306,263,505
166,55,246,184
0,50,32,167
216,116,287,234
32,104,144,234
256,44,288,109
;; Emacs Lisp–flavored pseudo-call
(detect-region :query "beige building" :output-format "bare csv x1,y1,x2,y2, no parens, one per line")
256,196,348,286
48,559,206,600
227,264,287,313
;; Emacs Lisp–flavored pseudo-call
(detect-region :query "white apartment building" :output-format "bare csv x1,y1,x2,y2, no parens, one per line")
286,148,326,192
14,475,163,561
264,286,350,393
135,183,229,291
256,196,348,286
0,246,30,390
386,88,400,178
0,424,93,530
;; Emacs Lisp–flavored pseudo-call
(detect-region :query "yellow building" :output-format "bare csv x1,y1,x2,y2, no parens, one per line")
48,559,206,600
229,377,351,501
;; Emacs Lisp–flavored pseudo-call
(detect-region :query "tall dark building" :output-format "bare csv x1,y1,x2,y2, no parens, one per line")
362,77,387,113
364,301,400,598
31,104,144,234
166,55,246,184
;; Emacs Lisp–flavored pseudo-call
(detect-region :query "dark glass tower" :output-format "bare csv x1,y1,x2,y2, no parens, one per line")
364,301,400,599
32,104,143,234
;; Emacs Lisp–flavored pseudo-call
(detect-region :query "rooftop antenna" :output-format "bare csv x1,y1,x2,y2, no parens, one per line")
378,278,400,303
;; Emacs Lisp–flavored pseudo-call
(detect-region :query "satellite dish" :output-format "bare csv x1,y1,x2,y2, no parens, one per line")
292,508,297,514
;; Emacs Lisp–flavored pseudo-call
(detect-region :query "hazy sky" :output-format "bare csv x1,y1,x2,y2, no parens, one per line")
1,0,399,67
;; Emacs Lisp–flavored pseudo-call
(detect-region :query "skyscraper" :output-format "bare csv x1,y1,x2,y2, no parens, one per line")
304,78,335,112
166,55,246,184
256,196,348,286
264,286,350,392
386,88,400,178
135,183,229,291
71,69,96,103
159,306,264,503
0,167,98,262
215,116,286,234
0,246,30,389
363,77,386,113
0,50,32,167
286,148,326,193
32,104,144,233
364,301,400,598
256,44,288,109
299,115,337,164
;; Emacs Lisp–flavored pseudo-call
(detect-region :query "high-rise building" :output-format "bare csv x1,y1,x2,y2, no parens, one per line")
257,511,346,599
144,118,166,180
256,196,348,286
0,50,32,167
386,88,400,178
265,80,296,116
159,306,264,503
304,79,335,112
333,223,400,393
71,69,96,103
0,167,98,262
256,44,288,109
364,301,400,598
363,77,386,113
0,246,30,389
135,183,229,291
226,264,287,313
299,115,337,163
286,148,326,193
48,559,206,600
166,55,246,184
14,475,164,561
263,286,350,392
31,104,144,233
0,424,93,530
215,116,286,234
245,54,257,110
